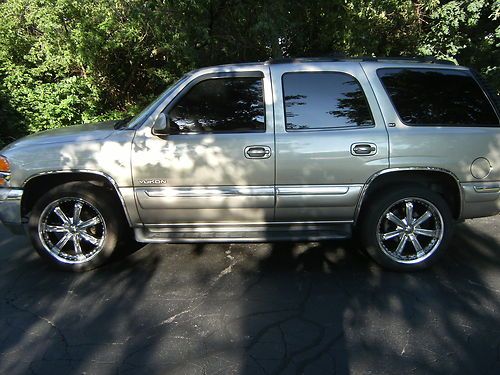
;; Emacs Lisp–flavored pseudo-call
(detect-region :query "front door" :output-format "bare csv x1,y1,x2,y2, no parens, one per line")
131,69,275,224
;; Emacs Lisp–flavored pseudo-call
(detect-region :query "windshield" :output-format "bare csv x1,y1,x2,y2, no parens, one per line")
122,73,192,129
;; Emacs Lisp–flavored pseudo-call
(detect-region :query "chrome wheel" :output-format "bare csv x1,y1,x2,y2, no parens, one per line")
376,197,444,264
38,197,107,264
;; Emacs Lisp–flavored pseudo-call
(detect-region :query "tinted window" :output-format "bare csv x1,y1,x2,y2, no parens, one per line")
377,68,499,126
283,72,374,131
169,77,265,133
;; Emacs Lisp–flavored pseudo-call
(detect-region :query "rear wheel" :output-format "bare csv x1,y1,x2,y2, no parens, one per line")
359,187,454,271
28,182,124,271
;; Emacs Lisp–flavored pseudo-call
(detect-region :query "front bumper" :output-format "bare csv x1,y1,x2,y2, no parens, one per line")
0,188,24,234
461,182,500,219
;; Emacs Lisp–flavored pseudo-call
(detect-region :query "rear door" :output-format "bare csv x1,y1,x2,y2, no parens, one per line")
270,62,389,222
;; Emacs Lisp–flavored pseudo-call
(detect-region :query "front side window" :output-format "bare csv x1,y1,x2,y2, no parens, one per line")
377,68,499,127
168,77,265,134
282,72,374,131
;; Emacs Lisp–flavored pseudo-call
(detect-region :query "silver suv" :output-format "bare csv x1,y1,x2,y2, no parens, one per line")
1,57,499,271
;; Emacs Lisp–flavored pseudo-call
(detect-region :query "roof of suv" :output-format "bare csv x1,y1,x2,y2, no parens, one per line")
200,56,465,73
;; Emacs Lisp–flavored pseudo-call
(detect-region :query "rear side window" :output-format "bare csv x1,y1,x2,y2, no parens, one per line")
169,77,265,134
377,68,499,127
282,72,374,131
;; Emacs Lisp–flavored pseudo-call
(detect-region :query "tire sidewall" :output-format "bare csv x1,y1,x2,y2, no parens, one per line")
359,187,454,271
28,182,121,272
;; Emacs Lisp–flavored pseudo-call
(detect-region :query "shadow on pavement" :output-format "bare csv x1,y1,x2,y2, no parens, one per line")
0,220,499,374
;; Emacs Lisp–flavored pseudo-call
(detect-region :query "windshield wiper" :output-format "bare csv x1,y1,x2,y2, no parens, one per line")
114,116,133,129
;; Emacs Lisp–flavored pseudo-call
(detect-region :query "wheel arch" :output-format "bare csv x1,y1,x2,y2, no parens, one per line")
354,168,463,224
21,170,133,226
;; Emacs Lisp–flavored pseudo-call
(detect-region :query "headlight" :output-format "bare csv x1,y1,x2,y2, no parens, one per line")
0,155,11,187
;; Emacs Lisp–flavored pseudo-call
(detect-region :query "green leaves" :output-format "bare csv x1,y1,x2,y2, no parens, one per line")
0,0,498,146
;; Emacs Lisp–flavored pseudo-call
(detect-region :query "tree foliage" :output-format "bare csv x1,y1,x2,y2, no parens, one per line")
0,0,498,146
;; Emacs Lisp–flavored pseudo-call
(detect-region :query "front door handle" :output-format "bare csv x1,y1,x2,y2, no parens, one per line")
351,143,377,156
245,145,272,159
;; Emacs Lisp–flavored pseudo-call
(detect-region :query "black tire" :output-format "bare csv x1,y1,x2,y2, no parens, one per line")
358,187,454,271
28,182,126,272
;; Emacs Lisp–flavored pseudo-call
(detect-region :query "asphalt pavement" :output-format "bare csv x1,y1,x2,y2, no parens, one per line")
1,216,500,375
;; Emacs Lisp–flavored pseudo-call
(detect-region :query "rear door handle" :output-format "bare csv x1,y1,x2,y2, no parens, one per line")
351,143,377,156
245,145,272,159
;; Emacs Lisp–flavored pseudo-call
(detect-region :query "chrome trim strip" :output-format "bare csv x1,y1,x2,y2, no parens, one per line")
6,189,23,200
0,188,23,201
354,167,464,223
143,186,274,198
474,185,500,193
143,185,359,198
143,220,354,227
22,170,133,227
277,185,354,195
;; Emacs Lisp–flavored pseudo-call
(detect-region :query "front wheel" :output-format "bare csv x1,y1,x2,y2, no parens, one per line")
359,187,454,271
28,182,124,271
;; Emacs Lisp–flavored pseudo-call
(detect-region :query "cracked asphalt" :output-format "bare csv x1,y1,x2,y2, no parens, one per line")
1,216,500,375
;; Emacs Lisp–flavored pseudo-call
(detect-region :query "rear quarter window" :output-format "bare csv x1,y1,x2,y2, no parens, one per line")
377,68,500,127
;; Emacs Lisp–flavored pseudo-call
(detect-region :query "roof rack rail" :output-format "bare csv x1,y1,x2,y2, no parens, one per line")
361,56,456,65
268,57,343,64
267,56,456,65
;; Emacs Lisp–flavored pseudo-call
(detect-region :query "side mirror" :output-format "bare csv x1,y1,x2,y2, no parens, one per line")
152,113,170,136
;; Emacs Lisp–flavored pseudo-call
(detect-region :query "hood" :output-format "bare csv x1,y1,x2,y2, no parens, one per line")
1,121,120,152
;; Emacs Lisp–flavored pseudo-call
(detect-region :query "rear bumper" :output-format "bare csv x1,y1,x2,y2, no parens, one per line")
0,188,25,234
461,182,500,219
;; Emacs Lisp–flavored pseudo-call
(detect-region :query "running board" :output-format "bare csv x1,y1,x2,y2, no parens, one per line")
134,222,352,243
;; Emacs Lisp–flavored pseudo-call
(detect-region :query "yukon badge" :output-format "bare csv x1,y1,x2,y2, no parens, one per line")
138,178,167,185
